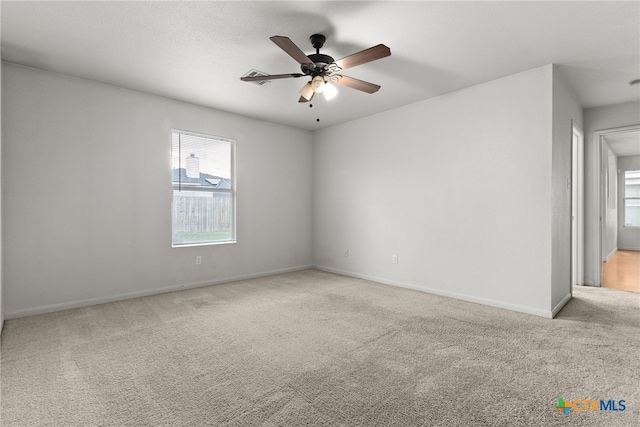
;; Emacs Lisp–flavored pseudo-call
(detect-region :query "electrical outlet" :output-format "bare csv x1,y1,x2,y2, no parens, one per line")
196,255,202,265
345,250,349,257
392,254,398,264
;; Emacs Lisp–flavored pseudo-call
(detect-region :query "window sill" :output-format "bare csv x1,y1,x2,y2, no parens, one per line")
172,240,237,248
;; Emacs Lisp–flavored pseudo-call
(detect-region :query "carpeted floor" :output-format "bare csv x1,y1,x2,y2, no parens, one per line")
1,269,638,426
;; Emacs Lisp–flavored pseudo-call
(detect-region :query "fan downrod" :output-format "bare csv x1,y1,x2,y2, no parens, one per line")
303,34,334,75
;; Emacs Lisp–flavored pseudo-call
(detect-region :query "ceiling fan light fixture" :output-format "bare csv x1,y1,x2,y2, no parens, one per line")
323,82,338,100
242,34,391,109
299,82,313,101
311,75,325,93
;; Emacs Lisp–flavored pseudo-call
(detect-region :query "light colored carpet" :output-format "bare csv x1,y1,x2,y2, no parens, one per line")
1,269,638,426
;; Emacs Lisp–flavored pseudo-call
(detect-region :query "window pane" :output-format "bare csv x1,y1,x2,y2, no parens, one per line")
625,199,640,227
172,133,232,187
624,170,640,198
171,132,235,246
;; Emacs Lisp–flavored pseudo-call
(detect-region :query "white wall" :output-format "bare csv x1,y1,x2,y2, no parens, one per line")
551,66,583,312
618,155,640,250
313,65,557,317
2,63,313,318
583,101,640,285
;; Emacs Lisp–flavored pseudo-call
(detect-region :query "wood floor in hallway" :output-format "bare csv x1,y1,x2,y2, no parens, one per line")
602,250,640,292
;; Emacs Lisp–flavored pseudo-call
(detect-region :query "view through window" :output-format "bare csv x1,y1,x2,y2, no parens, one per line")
624,170,640,227
171,131,235,246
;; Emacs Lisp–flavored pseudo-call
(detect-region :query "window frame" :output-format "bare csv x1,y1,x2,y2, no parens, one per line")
171,129,237,247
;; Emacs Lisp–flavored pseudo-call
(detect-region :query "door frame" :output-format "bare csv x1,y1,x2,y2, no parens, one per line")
592,124,640,286
571,122,584,288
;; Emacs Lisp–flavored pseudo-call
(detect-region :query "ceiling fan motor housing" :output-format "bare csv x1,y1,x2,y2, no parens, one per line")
305,54,334,71
301,34,335,77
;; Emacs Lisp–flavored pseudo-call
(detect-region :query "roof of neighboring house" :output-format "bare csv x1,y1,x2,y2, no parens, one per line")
172,168,231,189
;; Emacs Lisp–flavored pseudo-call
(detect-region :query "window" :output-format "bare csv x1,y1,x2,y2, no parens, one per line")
624,170,640,227
171,130,235,246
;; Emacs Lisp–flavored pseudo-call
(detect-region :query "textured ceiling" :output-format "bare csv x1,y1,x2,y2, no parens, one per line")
2,1,639,131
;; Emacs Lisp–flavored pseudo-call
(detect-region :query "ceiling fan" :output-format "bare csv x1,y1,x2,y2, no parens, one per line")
241,34,391,103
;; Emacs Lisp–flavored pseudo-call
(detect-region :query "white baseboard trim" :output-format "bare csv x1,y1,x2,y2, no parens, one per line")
618,246,640,252
4,264,314,320
315,265,554,319
580,282,599,287
604,247,617,262
551,293,572,318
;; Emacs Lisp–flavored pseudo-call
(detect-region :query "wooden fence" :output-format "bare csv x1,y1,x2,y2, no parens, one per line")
172,191,233,233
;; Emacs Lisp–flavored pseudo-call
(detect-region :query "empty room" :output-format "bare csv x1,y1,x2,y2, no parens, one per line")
1,1,639,426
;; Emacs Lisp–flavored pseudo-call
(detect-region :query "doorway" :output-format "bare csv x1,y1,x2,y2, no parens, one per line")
593,125,640,290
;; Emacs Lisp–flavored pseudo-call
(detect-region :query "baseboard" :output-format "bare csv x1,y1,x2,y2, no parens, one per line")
551,293,572,318
581,282,599,287
4,264,314,320
604,247,617,262
314,265,554,318
618,246,640,251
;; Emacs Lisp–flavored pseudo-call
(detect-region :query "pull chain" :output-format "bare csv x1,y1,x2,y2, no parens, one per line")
309,94,321,123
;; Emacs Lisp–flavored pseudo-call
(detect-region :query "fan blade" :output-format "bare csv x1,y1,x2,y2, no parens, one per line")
241,73,304,82
331,75,381,94
333,44,391,71
299,93,314,103
270,36,314,65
